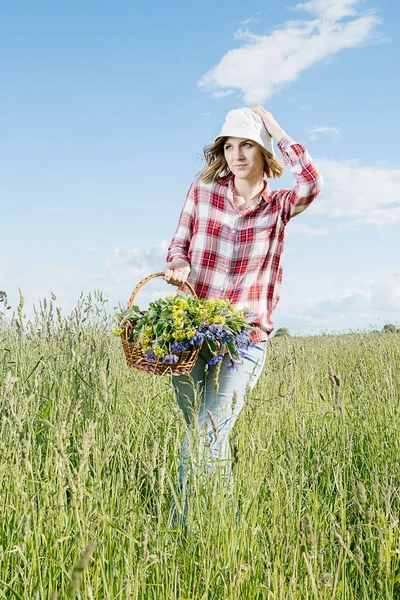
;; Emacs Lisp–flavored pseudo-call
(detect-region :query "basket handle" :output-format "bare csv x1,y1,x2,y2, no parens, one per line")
127,272,198,309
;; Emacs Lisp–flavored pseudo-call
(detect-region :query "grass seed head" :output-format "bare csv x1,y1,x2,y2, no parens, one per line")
68,541,97,597
99,371,108,398
356,481,367,506
232,438,239,464
334,531,347,550
231,389,238,413
355,545,364,563
206,410,218,440
143,526,149,562
328,364,340,387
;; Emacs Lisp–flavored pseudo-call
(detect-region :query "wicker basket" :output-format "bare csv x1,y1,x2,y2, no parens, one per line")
120,272,201,376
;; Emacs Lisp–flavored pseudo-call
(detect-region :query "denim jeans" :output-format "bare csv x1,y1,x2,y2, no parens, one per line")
172,341,267,489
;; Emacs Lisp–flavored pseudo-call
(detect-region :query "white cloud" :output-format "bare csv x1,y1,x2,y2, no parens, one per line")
277,272,400,333
293,0,360,21
1,256,107,317
198,0,382,103
105,240,168,284
302,277,400,320
307,125,341,141
314,159,400,226
1,240,173,319
212,90,234,99
105,241,178,310
240,11,262,26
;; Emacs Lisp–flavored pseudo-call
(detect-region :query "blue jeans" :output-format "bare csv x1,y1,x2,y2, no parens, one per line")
172,341,267,489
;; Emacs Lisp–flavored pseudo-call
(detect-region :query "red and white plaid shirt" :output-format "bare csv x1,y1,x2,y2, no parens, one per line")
166,136,323,342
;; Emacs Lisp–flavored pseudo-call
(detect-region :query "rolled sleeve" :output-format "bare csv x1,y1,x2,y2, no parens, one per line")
277,137,324,223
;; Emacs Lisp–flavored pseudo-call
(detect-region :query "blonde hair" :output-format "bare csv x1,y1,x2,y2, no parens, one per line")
199,136,284,183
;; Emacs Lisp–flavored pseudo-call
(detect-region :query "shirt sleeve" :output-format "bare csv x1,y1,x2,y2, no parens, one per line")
165,180,197,265
276,136,324,224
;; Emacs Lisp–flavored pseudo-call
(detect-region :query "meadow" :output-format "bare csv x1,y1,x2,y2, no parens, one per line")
0,292,399,599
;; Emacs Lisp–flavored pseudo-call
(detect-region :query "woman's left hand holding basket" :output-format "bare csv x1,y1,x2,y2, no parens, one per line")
163,258,191,286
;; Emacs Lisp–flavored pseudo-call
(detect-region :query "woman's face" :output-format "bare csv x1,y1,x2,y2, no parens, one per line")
223,137,264,180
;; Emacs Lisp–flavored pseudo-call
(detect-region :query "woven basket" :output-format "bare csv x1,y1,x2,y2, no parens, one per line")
120,272,201,376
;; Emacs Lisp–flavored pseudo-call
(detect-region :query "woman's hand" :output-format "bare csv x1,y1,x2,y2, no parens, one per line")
163,258,191,286
251,106,288,142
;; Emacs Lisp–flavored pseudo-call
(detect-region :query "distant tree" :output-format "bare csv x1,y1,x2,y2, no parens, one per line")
382,323,400,334
274,327,291,337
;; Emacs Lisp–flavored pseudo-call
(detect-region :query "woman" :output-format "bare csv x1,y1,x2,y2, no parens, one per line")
163,106,323,487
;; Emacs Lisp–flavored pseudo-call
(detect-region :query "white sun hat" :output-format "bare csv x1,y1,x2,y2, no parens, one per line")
215,107,275,156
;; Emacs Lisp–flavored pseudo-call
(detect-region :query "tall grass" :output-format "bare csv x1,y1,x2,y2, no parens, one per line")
0,291,399,598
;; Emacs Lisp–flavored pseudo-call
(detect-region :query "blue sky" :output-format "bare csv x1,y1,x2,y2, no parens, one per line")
1,0,399,334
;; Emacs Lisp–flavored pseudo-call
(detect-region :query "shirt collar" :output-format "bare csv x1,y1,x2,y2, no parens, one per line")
223,174,271,204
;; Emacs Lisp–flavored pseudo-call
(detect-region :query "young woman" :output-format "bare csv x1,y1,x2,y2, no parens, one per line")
163,106,323,486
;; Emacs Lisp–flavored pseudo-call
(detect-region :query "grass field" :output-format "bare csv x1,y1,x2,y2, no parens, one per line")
1,292,399,599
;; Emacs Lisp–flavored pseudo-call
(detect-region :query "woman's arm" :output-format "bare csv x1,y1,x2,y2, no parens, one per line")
275,136,323,223
163,180,196,285
251,106,324,223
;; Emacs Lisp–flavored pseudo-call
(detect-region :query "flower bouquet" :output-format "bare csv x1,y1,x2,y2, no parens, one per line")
113,277,256,376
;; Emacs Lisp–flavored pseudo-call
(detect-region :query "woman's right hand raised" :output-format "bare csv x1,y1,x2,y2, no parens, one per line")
163,258,191,286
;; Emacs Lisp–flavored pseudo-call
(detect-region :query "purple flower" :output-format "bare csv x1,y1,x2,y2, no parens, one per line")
205,324,224,340
162,353,179,365
171,340,189,352
219,328,232,343
209,324,223,335
189,331,205,346
244,308,256,320
233,331,251,349
207,355,223,366
144,350,158,364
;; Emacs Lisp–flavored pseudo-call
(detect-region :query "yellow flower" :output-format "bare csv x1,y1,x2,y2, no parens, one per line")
216,299,230,307
212,315,226,326
154,347,166,358
172,309,184,321
174,298,188,310
173,330,188,341
141,340,152,350
112,327,124,337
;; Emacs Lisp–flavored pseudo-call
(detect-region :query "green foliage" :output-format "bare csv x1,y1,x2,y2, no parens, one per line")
274,326,291,337
382,323,400,334
0,296,400,598
114,291,255,365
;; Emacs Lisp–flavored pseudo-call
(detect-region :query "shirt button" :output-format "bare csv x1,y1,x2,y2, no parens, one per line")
225,268,229,273
232,229,236,233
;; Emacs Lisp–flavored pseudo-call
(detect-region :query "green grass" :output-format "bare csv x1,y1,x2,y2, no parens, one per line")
0,292,399,598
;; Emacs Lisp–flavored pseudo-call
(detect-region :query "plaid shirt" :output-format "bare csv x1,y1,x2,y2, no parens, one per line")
166,136,323,342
